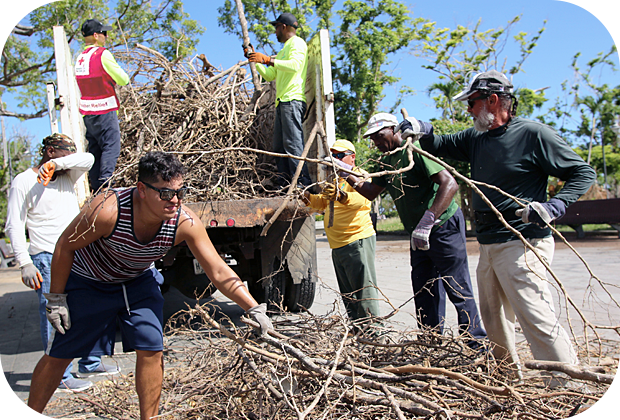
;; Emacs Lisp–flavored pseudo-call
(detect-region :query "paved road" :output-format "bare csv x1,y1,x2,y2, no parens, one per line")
1,232,619,419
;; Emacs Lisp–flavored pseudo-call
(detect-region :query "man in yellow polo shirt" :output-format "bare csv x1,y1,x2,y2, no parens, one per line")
246,13,311,189
303,140,380,329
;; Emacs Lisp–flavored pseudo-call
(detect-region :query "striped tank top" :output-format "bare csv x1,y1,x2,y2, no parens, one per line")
72,188,180,283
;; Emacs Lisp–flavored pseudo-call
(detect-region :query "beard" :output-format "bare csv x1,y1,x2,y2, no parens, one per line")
473,103,495,132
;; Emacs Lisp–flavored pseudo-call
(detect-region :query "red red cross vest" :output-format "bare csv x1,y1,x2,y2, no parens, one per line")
75,46,120,115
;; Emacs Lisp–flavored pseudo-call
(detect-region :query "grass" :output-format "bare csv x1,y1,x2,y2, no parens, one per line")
376,217,405,233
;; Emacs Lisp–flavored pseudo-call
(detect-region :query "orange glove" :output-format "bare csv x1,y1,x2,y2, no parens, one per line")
37,161,56,186
242,43,255,59
248,52,271,65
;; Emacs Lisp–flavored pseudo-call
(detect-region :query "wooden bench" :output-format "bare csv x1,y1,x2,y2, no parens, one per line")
0,239,16,268
555,198,620,238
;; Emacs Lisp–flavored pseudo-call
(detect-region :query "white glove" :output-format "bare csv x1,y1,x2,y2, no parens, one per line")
246,303,273,335
411,210,436,251
44,293,71,334
21,263,43,290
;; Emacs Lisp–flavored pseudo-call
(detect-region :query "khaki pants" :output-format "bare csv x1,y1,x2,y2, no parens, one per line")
477,236,578,365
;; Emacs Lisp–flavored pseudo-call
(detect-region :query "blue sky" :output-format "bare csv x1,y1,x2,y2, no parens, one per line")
0,0,618,144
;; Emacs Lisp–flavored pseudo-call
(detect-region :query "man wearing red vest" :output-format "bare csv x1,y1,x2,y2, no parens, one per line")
75,19,129,193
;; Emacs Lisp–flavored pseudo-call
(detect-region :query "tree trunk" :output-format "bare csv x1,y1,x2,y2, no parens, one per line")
234,0,262,92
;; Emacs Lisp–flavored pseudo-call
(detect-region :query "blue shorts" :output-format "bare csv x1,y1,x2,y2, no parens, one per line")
47,268,165,359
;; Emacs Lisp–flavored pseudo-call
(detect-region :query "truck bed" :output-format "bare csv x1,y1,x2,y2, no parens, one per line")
185,197,313,228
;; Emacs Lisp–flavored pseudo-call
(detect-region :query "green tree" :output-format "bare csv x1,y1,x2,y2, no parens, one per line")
413,15,548,122
1,128,36,236
543,47,619,195
1,0,204,121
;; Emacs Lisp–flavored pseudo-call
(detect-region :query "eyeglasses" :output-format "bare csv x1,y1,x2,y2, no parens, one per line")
96,31,107,37
331,151,354,160
467,94,490,108
141,181,188,201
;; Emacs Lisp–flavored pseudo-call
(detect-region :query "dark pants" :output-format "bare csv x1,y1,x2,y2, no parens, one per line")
273,100,311,187
409,208,486,340
84,111,121,192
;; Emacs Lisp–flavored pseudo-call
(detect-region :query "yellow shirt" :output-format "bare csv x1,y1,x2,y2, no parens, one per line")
307,170,376,249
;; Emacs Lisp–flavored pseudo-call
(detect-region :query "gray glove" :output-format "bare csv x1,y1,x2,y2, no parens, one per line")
44,293,71,334
396,117,434,140
21,263,43,290
246,303,273,335
515,198,566,228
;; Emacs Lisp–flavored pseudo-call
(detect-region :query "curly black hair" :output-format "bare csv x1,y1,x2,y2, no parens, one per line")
138,151,186,183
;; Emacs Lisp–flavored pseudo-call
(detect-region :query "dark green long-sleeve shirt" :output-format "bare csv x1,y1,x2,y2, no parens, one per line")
420,117,596,244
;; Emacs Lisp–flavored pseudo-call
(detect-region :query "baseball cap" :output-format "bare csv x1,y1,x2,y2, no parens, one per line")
452,70,514,102
330,139,356,153
269,13,299,29
363,113,398,137
81,19,113,37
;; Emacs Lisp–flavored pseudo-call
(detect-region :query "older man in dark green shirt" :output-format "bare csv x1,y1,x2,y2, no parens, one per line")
418,70,596,378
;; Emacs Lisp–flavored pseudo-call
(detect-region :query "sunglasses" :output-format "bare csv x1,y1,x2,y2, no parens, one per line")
141,181,188,201
95,31,107,37
467,94,490,108
331,151,353,160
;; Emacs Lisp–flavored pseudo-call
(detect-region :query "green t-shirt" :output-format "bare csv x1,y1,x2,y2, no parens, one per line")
372,141,458,234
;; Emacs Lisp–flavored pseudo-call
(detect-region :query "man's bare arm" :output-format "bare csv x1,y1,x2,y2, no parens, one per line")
50,192,118,293
176,206,258,311
428,170,458,217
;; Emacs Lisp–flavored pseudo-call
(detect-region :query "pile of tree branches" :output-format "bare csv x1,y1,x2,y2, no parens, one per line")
47,302,615,420
113,45,282,201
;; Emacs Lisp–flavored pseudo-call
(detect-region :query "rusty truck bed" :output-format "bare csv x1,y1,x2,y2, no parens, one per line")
185,197,313,228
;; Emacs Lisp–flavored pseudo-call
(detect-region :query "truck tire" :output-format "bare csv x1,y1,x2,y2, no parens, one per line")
285,274,316,312
266,268,287,312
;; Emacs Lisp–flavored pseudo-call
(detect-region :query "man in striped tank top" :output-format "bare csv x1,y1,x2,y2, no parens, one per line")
27,152,272,419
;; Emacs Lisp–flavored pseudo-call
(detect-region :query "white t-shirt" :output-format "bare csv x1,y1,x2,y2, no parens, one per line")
5,153,94,267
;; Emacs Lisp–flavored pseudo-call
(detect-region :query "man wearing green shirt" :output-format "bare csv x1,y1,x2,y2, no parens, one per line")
75,19,130,192
343,113,486,347
418,70,596,377
246,13,311,189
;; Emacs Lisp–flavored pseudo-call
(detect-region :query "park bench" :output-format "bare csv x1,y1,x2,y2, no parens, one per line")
555,198,620,238
0,239,16,268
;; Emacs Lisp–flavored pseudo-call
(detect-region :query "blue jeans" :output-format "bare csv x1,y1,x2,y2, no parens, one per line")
272,100,311,187
84,111,121,192
32,253,102,380
409,209,486,341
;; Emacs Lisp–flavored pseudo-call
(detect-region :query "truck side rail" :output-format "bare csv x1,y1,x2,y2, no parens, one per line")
185,197,313,228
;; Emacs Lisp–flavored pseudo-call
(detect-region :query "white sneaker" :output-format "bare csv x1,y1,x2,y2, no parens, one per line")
58,377,93,392
76,362,121,378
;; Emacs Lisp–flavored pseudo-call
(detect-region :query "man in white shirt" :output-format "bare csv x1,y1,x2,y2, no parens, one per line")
5,133,118,391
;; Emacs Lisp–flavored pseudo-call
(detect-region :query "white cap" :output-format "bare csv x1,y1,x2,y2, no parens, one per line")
363,113,398,137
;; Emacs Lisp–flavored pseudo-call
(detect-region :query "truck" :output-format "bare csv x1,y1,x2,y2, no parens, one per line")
51,27,336,312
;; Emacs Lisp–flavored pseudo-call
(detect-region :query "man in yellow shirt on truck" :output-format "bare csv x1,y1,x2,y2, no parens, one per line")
246,12,312,190
303,140,380,331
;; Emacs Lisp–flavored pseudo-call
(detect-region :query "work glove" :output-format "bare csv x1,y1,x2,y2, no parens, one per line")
515,198,566,228
245,303,273,335
411,210,436,251
44,293,71,334
21,263,42,290
242,43,254,59
396,117,434,141
248,51,271,65
37,161,57,186
320,182,343,202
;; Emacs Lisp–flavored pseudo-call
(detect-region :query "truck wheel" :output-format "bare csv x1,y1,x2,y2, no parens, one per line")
285,274,316,312
265,267,287,312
